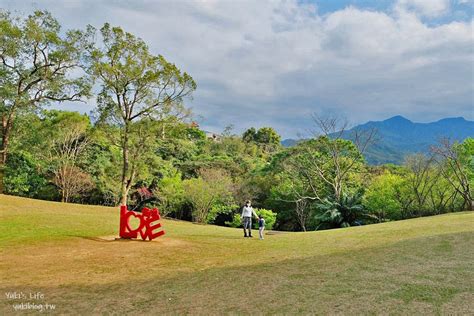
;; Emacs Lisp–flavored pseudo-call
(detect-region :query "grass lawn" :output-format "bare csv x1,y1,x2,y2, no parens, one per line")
1,194,473,315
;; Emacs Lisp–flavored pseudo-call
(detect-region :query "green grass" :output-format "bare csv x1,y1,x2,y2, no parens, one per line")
1,194,473,315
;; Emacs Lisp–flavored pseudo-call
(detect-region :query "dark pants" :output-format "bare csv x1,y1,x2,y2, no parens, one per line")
242,217,252,236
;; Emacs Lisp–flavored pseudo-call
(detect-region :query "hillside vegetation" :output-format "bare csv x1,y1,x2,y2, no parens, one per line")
1,11,472,233
1,195,473,314
283,116,474,165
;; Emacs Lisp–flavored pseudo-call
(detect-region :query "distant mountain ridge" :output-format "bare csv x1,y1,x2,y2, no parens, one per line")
282,116,474,165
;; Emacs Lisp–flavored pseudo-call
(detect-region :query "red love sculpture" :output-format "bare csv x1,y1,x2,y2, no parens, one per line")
120,205,165,240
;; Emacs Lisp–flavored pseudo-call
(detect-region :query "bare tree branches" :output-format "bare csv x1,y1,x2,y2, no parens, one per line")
307,115,376,200
431,138,473,211
404,153,442,215
50,123,91,202
295,198,309,232
53,165,93,203
275,115,376,229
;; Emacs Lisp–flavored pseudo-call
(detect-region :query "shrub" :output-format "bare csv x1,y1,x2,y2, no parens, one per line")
254,208,277,230
226,214,243,228
315,191,376,230
226,208,277,230
183,168,234,223
208,203,236,224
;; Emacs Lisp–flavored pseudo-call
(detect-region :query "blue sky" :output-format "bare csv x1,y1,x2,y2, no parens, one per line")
306,0,394,14
313,0,472,22
1,0,473,137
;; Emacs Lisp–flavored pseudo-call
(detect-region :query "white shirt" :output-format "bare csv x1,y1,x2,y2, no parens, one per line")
241,206,258,218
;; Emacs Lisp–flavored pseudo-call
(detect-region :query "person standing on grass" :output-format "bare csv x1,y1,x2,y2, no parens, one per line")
258,215,265,240
241,200,258,238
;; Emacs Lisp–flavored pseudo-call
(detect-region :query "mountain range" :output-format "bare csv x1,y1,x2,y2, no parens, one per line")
281,116,474,165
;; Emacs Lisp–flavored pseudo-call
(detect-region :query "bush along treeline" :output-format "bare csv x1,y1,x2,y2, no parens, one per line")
1,10,473,231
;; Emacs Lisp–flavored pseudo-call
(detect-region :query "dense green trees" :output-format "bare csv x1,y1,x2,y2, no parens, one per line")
154,171,185,217
1,9,472,232
363,171,406,220
0,10,93,193
4,151,46,197
363,155,466,221
242,126,281,153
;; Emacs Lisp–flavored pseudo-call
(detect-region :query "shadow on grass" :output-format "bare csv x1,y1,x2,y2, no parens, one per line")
183,230,289,240
68,235,157,243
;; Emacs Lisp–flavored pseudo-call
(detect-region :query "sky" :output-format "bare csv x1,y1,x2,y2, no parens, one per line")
1,0,473,138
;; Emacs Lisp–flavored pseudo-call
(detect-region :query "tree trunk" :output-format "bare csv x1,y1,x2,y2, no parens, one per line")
0,162,5,194
0,114,12,194
334,183,341,201
120,124,131,206
0,134,8,164
120,146,130,206
62,187,69,203
120,170,135,207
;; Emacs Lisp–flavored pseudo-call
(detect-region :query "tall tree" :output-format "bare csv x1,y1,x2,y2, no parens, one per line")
91,23,196,205
307,116,376,201
283,136,365,203
242,127,281,153
255,127,281,146
269,116,375,230
242,127,257,143
270,174,313,231
0,10,93,193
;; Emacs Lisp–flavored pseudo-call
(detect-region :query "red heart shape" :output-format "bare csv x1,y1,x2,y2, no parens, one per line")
125,212,144,233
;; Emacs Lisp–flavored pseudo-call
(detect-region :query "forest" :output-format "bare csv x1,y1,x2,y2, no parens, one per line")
1,10,473,231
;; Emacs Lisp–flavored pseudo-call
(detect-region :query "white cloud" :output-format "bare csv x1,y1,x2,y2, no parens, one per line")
0,0,472,137
395,0,451,17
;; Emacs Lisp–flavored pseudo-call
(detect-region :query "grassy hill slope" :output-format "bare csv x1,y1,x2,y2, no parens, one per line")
1,194,473,314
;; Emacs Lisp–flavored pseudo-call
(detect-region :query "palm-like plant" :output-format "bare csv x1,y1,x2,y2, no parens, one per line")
314,191,376,230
